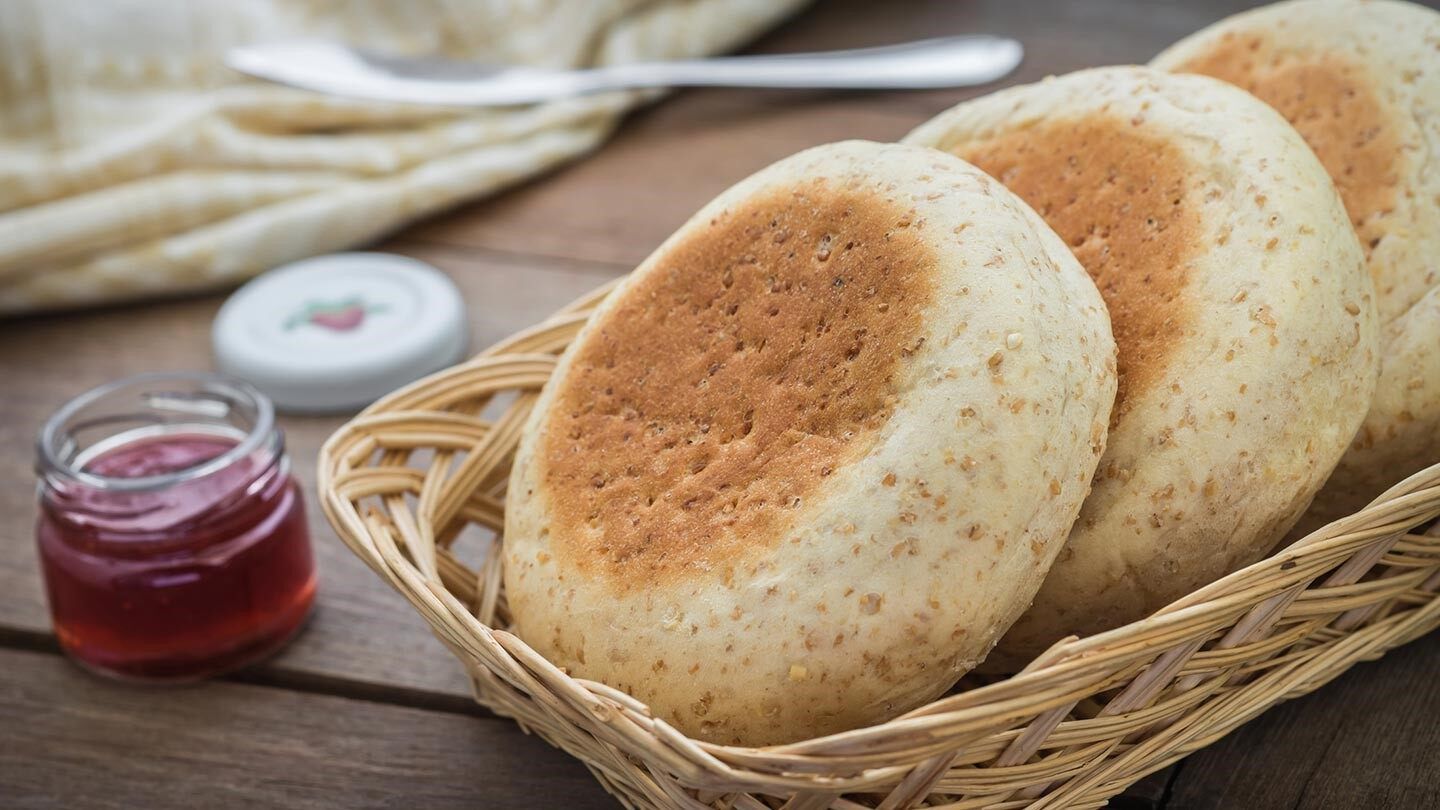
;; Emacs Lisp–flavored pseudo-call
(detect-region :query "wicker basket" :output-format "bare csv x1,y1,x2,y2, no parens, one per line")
318,279,1440,809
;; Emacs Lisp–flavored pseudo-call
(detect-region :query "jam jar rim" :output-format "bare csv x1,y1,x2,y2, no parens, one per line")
36,371,280,494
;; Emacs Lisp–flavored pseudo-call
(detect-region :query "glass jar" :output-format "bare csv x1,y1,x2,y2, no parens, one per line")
35,372,316,682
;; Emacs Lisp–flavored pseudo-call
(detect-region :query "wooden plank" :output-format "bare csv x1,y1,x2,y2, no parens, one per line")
0,647,615,809
1166,632,1440,809
0,246,620,703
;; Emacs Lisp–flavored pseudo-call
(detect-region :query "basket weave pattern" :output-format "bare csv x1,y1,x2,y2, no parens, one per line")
319,281,1440,809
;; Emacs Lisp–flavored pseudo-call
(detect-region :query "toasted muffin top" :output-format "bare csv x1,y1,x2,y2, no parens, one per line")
1169,24,1401,261
955,117,1201,418
1153,0,1440,324
541,182,934,586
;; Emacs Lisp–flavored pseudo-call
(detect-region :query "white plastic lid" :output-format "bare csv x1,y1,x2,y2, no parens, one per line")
213,252,468,413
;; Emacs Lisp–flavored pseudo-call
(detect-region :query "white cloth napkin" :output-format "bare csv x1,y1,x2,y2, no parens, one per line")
0,0,808,315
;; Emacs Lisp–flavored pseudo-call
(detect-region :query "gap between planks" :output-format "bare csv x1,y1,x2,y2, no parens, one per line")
386,238,634,279
0,624,490,719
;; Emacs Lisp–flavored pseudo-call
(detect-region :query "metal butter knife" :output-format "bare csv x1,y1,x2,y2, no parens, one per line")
226,36,1023,106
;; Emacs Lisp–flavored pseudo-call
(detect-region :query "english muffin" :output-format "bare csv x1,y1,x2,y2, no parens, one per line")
905,67,1379,667
504,140,1117,745
1153,0,1440,532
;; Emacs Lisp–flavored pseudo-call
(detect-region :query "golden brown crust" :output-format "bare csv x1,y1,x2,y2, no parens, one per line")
1174,32,1400,258
954,118,1199,417
540,181,935,586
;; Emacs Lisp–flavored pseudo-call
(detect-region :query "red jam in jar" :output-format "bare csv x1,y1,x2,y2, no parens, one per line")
36,373,316,682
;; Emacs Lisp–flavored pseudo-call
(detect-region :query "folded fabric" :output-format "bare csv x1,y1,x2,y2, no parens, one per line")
0,0,808,315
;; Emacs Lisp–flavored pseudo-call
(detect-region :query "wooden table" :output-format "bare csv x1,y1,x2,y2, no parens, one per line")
3,1,1437,807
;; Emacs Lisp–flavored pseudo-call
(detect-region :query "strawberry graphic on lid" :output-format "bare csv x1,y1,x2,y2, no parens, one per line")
284,297,386,332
